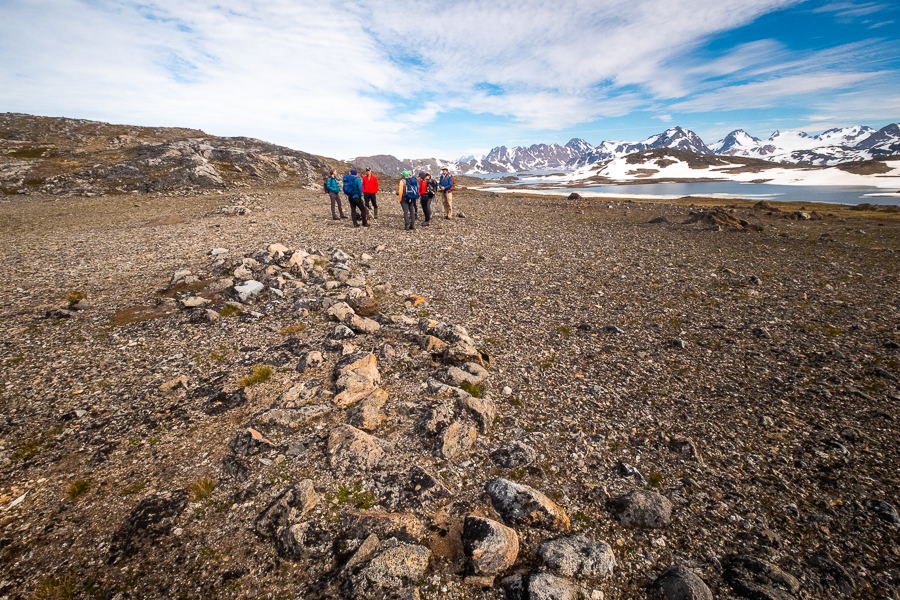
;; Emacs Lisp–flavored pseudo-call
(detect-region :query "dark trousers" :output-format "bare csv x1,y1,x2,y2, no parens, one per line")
329,191,344,219
420,194,433,222
400,199,415,228
364,192,378,212
347,195,367,226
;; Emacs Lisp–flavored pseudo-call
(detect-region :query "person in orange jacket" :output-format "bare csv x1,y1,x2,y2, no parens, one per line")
362,167,379,221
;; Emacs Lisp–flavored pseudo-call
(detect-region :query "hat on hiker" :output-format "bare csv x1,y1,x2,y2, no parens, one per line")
365,167,371,172
401,170,410,178
350,168,357,175
441,167,449,171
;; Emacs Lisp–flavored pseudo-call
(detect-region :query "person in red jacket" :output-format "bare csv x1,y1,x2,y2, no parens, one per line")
362,168,379,221
418,172,436,226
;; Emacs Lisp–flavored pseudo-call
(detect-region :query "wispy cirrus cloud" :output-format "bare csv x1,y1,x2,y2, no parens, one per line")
812,1,890,18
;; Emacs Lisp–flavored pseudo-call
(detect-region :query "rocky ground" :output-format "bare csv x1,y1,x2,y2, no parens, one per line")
1,184,899,600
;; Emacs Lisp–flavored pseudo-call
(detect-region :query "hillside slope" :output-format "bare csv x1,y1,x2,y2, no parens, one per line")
0,113,345,197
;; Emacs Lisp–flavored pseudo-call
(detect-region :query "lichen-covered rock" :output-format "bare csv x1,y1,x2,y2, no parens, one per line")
444,341,484,366
345,312,381,334
651,565,713,600
333,352,380,405
609,489,673,529
348,388,388,431
347,542,431,599
502,571,577,600
297,350,323,372
491,442,537,468
328,424,384,472
327,301,355,322
108,491,188,563
419,401,456,435
538,535,616,578
808,554,855,597
228,427,277,456
437,421,477,459
723,555,800,600
255,480,320,558
485,478,570,532
342,510,425,544
458,395,495,432
462,515,519,575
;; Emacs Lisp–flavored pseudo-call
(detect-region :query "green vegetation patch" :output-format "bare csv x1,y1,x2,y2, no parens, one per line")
190,477,216,501
335,483,377,509
459,380,485,398
219,305,242,317
120,481,146,496
66,479,90,500
8,146,52,159
238,364,272,387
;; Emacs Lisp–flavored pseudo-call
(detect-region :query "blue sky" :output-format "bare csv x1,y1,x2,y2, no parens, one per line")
1,0,898,160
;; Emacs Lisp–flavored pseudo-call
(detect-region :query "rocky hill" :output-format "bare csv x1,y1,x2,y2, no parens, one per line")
0,113,353,197
1,180,899,600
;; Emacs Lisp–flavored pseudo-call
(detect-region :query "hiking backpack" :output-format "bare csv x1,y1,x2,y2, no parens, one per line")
426,179,438,196
342,174,358,196
404,176,420,200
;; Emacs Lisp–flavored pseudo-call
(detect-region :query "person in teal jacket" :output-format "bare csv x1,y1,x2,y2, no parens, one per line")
325,169,346,220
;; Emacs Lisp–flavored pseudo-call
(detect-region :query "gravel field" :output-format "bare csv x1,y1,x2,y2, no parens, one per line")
1,186,899,600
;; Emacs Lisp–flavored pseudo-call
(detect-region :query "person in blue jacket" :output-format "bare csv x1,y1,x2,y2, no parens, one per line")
325,169,346,220
342,169,369,227
438,167,455,218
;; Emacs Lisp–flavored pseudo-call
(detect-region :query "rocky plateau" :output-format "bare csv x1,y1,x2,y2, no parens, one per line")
1,116,900,600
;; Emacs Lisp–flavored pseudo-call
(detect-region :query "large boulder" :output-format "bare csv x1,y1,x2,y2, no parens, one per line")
436,421,477,459
609,489,673,529
327,425,385,472
485,478,570,532
333,352,380,406
723,555,801,600
650,565,713,600
347,542,431,599
462,515,519,575
255,481,320,559
538,535,616,578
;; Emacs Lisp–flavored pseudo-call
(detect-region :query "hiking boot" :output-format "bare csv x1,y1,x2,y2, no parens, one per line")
410,224,416,230
341,215,348,219
363,222,370,227
373,208,379,219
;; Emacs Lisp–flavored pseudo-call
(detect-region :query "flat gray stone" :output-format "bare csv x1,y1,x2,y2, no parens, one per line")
539,535,616,578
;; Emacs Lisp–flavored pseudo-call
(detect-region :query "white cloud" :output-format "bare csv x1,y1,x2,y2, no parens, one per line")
812,1,890,18
669,71,882,112
0,0,896,159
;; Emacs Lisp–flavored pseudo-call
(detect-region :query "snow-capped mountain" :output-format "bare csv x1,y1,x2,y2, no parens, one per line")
708,130,761,155
853,123,900,156
350,154,508,176
484,139,590,171
356,122,899,176
568,127,712,168
707,124,893,165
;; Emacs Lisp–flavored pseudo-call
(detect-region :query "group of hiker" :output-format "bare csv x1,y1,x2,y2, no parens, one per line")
324,167,455,230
